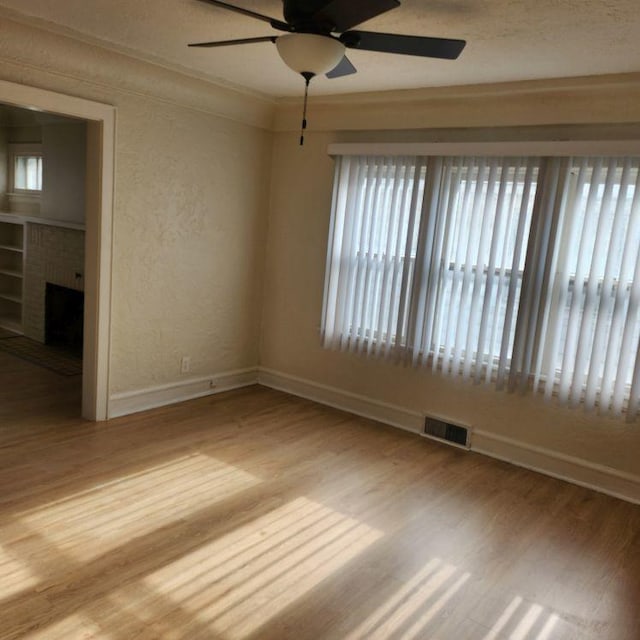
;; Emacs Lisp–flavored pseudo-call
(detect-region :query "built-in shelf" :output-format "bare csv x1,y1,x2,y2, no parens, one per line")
0,211,84,231
0,244,23,253
0,219,25,334
0,316,22,334
0,269,23,279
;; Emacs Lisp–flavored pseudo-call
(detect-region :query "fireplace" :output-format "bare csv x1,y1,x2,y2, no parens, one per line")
45,283,84,357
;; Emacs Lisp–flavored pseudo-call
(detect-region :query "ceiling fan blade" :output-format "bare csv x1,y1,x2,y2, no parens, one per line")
312,0,400,32
189,36,277,48
195,0,291,31
326,55,357,78
341,30,466,59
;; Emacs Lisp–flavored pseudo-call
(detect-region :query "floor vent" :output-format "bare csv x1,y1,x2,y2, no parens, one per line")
424,416,470,448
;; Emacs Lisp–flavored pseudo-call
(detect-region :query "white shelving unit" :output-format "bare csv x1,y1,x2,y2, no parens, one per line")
0,216,26,334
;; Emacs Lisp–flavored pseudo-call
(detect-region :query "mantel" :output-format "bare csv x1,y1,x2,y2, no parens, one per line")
0,212,85,232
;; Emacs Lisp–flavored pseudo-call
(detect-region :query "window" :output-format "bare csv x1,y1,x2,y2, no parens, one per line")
8,144,43,194
322,156,424,355
14,155,43,191
322,155,538,373
408,157,539,383
516,157,640,415
322,154,640,418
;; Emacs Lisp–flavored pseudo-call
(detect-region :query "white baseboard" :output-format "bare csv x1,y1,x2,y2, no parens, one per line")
472,430,640,504
258,368,640,505
108,367,258,419
105,365,640,504
258,367,425,434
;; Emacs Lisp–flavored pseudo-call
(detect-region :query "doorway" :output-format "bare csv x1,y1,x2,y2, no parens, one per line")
0,80,114,421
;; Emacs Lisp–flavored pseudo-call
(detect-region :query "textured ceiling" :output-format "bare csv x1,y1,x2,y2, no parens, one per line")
1,0,639,98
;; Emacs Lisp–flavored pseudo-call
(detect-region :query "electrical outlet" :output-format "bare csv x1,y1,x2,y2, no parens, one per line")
180,356,191,374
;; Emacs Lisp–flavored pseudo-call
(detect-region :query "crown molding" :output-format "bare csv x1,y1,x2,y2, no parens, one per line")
0,10,276,130
273,72,640,132
279,72,640,105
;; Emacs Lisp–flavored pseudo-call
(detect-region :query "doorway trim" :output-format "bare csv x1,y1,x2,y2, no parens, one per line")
0,79,115,421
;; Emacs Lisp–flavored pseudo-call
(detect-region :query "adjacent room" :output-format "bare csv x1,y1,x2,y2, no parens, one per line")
0,105,86,407
0,1,639,639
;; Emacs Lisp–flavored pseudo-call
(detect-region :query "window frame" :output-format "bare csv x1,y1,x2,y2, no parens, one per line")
323,154,539,368
8,143,43,196
323,143,640,416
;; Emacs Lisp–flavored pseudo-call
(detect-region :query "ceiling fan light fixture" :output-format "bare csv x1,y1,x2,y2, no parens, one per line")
276,33,346,76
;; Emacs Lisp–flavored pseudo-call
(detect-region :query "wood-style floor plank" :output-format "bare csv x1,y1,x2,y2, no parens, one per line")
0,350,639,640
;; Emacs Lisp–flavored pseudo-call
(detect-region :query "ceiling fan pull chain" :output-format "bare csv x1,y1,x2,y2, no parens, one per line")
300,72,314,146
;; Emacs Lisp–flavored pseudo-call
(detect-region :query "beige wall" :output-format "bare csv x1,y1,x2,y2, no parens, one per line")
261,85,640,478
111,97,272,392
41,122,86,224
0,15,274,394
6,125,41,144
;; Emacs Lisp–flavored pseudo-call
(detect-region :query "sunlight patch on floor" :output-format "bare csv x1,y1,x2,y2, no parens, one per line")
482,596,560,640
0,543,37,598
536,613,560,639
345,558,471,640
510,603,544,639
397,571,471,640
23,612,113,640
21,454,259,561
481,595,523,639
143,496,383,640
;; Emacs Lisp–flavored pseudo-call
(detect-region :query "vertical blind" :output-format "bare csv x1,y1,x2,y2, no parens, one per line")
406,156,539,384
511,157,640,414
322,153,640,419
322,155,425,356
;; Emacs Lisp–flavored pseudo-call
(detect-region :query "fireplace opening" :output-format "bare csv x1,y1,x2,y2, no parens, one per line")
45,283,84,358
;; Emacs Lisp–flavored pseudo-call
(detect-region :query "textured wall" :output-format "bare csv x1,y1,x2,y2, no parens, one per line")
110,97,271,391
0,15,273,394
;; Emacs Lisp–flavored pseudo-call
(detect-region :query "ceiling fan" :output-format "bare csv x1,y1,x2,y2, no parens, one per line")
189,0,466,144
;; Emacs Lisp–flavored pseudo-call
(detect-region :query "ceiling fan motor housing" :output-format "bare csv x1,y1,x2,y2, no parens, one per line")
190,0,467,146
190,1,466,67
283,0,335,33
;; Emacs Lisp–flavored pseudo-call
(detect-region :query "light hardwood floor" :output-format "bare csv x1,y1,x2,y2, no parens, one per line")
0,350,639,640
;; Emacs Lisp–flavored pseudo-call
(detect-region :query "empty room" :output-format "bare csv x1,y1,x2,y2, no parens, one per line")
0,1,639,639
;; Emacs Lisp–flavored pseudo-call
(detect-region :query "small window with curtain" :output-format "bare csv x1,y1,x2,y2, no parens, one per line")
322,152,640,420
8,144,43,194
